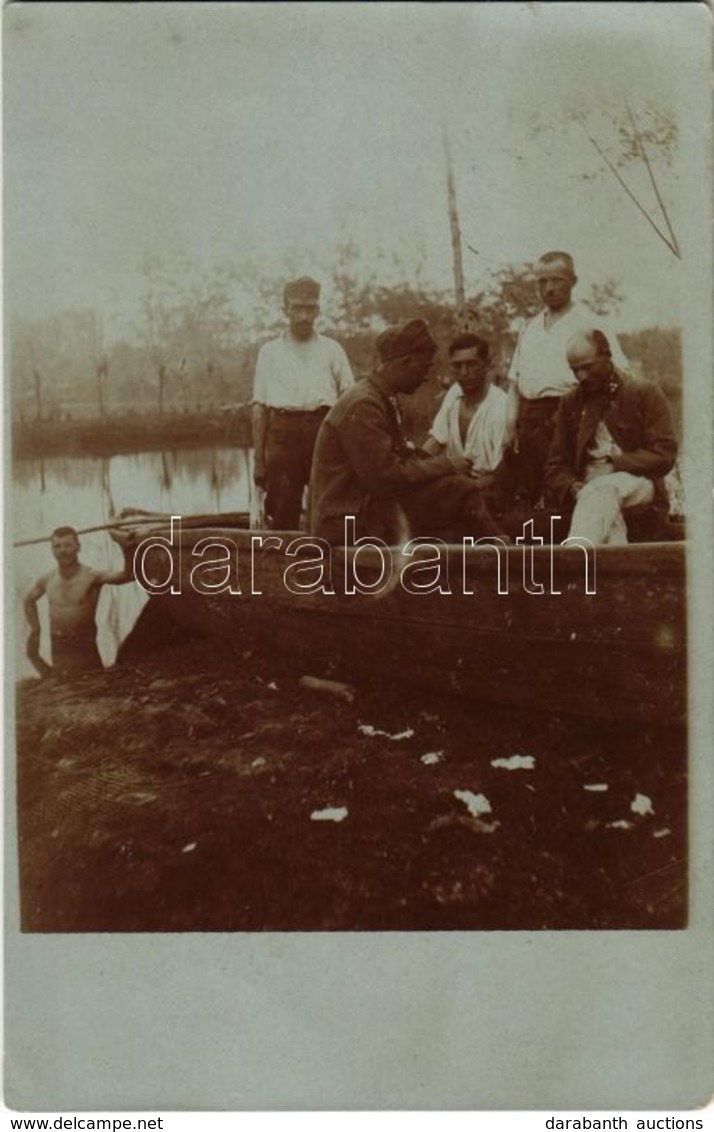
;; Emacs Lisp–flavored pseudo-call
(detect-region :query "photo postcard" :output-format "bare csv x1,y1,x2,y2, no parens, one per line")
4,0,713,1113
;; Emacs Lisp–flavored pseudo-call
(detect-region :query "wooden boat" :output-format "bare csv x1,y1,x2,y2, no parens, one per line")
128,510,686,725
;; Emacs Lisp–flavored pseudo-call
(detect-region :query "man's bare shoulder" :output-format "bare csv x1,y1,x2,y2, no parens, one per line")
82,562,105,582
53,563,102,587
26,571,53,598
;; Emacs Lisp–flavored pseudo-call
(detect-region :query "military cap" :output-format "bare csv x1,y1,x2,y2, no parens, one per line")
283,276,321,303
376,318,437,361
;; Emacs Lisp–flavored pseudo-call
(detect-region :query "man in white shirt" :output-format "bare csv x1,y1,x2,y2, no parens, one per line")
504,251,630,507
252,276,354,529
423,332,507,487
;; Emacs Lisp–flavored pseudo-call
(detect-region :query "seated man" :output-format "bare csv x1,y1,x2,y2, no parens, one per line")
545,329,677,545
308,318,507,545
423,332,507,486
23,525,137,677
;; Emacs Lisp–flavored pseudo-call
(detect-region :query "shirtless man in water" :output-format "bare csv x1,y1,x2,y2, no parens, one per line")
23,526,137,677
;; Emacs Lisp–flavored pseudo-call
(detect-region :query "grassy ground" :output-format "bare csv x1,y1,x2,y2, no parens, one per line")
15,617,687,932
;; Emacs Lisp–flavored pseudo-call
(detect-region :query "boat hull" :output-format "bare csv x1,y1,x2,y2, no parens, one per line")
139,528,686,724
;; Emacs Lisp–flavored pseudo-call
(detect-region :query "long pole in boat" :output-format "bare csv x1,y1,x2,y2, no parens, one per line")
443,124,466,311
13,511,250,549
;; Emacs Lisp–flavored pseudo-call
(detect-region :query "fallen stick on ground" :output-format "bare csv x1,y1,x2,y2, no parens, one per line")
298,675,355,704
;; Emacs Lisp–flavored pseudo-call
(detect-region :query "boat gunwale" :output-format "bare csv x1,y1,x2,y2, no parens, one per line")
144,524,686,579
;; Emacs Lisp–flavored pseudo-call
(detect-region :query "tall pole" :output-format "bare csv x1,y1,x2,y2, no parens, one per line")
443,125,465,310
33,369,43,422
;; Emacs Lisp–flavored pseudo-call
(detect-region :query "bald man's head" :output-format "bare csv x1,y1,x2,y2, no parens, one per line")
566,329,614,396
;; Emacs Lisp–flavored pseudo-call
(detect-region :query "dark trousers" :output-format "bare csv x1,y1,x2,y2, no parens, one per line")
265,409,328,530
51,634,103,675
499,396,561,508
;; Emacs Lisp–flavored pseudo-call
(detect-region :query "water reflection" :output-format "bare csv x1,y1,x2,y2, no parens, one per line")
11,446,253,680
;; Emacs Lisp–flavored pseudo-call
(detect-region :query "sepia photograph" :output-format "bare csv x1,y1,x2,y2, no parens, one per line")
4,0,713,1112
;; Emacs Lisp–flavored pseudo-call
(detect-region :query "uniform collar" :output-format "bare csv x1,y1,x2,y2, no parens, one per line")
369,373,397,399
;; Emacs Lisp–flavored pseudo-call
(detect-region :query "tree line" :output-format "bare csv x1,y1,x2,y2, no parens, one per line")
10,256,681,425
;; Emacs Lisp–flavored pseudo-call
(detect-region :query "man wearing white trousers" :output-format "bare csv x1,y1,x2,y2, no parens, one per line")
545,329,677,545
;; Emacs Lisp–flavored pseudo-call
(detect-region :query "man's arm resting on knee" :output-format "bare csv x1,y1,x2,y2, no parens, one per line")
610,385,678,479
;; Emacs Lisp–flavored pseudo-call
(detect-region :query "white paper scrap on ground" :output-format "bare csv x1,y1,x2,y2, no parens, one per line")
631,793,655,816
310,807,348,822
584,783,609,792
421,751,444,765
491,755,535,770
471,818,500,834
653,828,672,839
266,682,278,691
251,757,266,768
358,724,415,741
606,820,634,830
454,790,492,817
182,842,197,853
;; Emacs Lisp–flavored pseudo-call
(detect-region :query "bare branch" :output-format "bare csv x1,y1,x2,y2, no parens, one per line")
576,116,681,259
626,102,681,257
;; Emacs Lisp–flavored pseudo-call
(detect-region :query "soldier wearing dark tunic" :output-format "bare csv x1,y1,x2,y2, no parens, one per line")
308,319,508,545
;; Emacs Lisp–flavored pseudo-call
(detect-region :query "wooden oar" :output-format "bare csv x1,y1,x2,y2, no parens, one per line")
13,511,250,549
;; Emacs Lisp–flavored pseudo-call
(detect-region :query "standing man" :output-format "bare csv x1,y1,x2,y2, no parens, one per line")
252,276,354,530
309,318,507,545
23,526,137,677
504,251,630,507
545,329,677,545
423,332,507,486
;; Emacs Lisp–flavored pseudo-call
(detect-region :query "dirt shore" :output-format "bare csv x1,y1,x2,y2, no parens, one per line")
15,614,686,932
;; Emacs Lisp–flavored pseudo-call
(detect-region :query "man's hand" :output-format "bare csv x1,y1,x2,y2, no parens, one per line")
469,470,494,489
503,420,519,452
254,467,267,491
26,630,52,678
586,460,615,480
449,454,474,477
109,527,138,549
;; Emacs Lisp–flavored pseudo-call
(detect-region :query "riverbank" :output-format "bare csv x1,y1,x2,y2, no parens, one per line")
14,612,686,932
12,409,253,459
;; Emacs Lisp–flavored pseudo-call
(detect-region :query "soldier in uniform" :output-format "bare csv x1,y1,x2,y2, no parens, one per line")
309,318,508,545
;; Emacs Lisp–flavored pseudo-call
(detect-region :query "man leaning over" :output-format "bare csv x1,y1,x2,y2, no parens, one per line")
504,251,630,507
545,329,677,545
309,318,507,546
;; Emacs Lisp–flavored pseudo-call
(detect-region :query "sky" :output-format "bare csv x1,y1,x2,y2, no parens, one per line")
4,2,708,337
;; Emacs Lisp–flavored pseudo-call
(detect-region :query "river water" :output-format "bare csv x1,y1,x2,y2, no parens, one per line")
11,447,254,679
